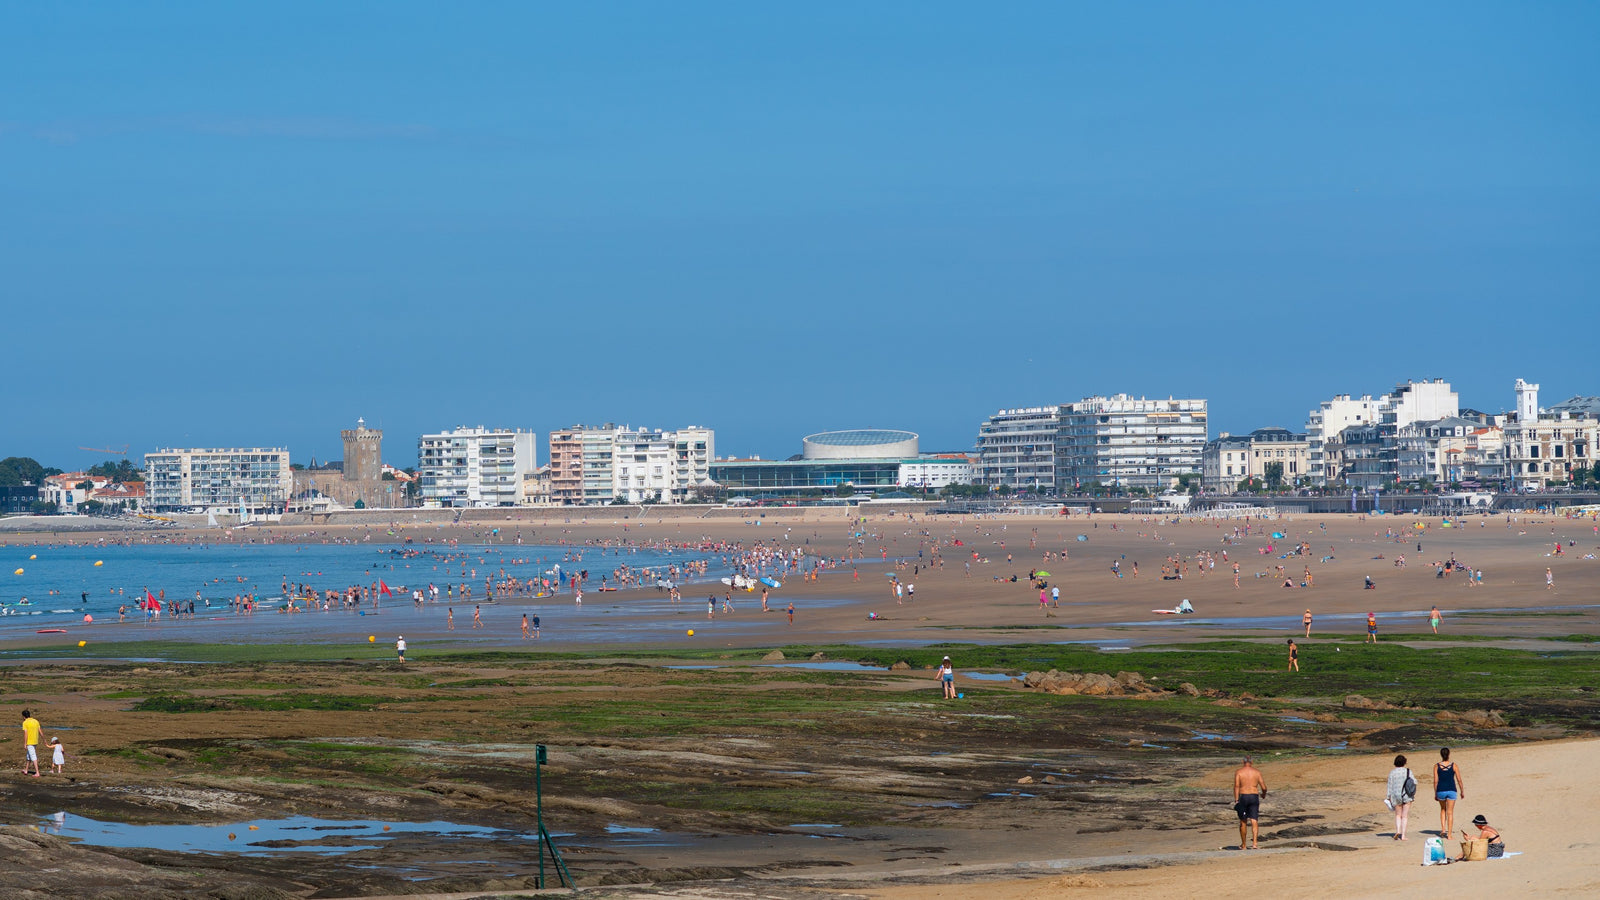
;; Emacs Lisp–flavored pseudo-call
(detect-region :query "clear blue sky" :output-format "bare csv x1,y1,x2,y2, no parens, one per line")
4,3,1595,468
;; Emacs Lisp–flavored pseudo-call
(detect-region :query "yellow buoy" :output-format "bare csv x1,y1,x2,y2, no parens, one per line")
77,641,86,647
382,825,391,831
94,560,103,566
687,629,695,636
368,635,375,642
12,569,21,576
29,554,37,560
248,825,259,831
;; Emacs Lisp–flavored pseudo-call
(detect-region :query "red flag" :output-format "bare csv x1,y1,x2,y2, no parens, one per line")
378,580,392,597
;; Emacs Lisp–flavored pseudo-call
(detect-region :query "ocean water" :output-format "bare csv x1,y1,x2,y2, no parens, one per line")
0,541,831,647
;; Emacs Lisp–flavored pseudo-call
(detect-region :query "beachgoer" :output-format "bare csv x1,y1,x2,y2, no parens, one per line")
473,605,483,628
521,613,530,639
20,709,42,777
1287,639,1299,672
1435,748,1462,838
447,607,454,630
1461,814,1502,857
1050,585,1060,607
786,602,794,625
936,656,956,699
1386,754,1415,840
1302,609,1313,638
1546,567,1554,590
1233,757,1267,850
49,736,65,775
1430,605,1442,634
396,635,406,664
1366,611,1378,643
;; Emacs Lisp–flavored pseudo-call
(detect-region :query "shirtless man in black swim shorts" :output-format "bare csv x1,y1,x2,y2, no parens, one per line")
1233,756,1268,850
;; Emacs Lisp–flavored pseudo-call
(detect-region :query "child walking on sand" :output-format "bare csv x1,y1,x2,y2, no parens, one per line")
49,737,65,775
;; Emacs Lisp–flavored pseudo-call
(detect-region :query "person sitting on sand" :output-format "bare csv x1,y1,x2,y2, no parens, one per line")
1460,814,1503,858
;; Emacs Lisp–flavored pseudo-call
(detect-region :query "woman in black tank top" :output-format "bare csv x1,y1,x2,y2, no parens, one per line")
1434,748,1463,838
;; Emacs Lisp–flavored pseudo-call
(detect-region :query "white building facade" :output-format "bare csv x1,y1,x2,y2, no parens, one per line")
144,448,293,517
612,425,715,503
416,427,538,507
898,456,975,489
1058,395,1208,491
1306,379,1460,485
975,407,1064,492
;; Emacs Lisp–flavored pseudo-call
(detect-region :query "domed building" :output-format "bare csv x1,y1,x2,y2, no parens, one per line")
711,429,971,497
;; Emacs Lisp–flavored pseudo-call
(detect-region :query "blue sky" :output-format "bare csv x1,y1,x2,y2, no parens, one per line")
4,3,1595,468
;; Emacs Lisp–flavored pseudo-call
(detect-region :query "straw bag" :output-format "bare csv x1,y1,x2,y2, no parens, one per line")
1459,838,1488,861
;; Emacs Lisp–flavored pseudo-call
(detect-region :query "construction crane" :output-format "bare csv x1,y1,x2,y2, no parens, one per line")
79,444,130,456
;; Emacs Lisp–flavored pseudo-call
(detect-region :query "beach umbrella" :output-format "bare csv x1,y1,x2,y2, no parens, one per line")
1035,571,1052,577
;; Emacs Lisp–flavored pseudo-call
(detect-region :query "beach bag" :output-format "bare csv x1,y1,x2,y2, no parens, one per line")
1402,769,1417,800
1460,838,1488,861
1423,836,1448,865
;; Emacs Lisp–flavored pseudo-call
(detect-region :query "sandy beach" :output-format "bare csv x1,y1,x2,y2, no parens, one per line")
0,508,1596,898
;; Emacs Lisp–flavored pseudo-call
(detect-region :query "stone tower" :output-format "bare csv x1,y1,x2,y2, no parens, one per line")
341,418,383,484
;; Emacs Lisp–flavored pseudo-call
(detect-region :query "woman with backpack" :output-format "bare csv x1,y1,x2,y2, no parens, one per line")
1386,754,1417,840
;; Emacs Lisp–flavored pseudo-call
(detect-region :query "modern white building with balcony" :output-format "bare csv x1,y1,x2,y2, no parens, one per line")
417,427,538,507
1058,395,1208,491
144,448,293,518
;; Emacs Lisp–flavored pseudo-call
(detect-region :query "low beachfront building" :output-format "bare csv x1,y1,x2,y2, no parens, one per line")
1201,428,1308,492
416,427,538,508
711,429,952,497
144,448,293,518
40,472,111,513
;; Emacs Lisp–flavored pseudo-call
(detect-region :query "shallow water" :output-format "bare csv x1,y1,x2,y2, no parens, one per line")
37,812,527,856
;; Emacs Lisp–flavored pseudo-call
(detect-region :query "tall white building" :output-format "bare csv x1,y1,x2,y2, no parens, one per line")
1059,395,1208,491
975,407,1063,491
144,448,293,518
416,427,538,507
1305,379,1459,485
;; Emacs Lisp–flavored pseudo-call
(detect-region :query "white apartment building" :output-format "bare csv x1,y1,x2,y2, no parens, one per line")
1201,428,1308,492
899,456,975,489
1396,417,1504,485
1059,395,1208,491
1305,379,1459,485
1504,380,1599,489
975,407,1063,491
144,448,293,518
549,424,714,504
416,427,538,508
612,425,715,503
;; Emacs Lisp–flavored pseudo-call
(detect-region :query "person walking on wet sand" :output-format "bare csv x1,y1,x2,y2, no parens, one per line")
936,656,956,699
447,607,454,631
1430,605,1442,634
1302,609,1313,638
1287,639,1299,672
473,604,483,628
1546,567,1554,590
786,602,794,625
395,635,406,664
1366,611,1378,643
521,613,530,639
1233,757,1267,849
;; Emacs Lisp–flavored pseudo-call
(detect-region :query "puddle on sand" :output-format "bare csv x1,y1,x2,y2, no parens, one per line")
963,672,1018,682
765,661,887,672
37,813,528,856
1280,716,1315,725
